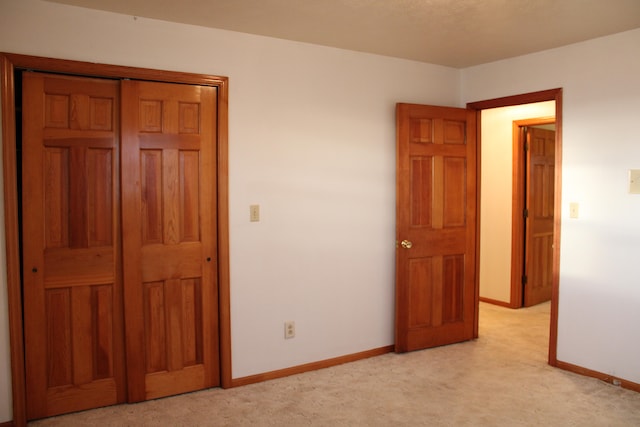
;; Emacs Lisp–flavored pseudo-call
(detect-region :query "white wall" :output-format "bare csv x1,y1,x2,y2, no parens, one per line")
479,102,555,303
0,0,462,421
465,28,640,384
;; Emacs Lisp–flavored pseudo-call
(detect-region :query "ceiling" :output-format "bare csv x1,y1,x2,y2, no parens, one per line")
47,0,640,68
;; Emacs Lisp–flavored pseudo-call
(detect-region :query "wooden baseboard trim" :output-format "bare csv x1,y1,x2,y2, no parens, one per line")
230,345,394,388
556,360,640,393
479,297,514,308
0,420,15,427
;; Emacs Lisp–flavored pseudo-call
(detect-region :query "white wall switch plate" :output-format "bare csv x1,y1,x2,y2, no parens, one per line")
569,202,579,219
249,204,260,222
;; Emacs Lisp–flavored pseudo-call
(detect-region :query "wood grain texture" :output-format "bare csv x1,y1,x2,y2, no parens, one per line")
180,151,201,242
510,117,555,309
467,88,562,110
122,79,219,402
524,127,555,306
1,52,230,426
21,72,124,420
549,91,563,366
410,157,432,227
0,53,27,427
396,103,477,353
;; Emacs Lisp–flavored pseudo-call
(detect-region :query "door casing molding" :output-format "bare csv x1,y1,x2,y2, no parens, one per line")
0,52,231,426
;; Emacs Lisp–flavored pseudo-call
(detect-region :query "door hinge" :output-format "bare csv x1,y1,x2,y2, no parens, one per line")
522,275,528,286
524,142,529,151
523,208,529,218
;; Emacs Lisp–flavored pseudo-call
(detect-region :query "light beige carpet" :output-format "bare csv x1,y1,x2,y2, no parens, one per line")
30,302,640,426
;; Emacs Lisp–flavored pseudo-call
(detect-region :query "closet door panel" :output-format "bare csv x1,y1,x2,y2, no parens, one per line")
22,72,125,419
121,80,220,402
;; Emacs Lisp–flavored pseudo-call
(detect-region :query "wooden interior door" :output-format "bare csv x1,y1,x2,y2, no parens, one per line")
395,103,477,352
524,127,555,306
121,80,220,401
22,72,126,419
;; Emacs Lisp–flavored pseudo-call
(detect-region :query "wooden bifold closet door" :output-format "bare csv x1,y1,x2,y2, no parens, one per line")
21,72,219,420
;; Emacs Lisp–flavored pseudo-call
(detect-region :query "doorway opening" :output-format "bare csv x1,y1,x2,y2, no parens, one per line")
468,89,562,366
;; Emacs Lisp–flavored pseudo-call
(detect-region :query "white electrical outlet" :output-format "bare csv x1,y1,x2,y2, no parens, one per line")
284,321,295,339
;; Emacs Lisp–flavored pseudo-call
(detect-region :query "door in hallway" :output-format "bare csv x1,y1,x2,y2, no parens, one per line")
121,80,220,401
524,127,555,306
395,103,477,352
21,72,126,419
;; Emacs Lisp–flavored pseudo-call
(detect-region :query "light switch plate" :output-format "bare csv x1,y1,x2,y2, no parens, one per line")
249,204,260,222
569,202,579,219
629,170,640,194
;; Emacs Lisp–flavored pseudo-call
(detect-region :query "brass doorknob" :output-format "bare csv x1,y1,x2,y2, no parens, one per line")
401,240,413,249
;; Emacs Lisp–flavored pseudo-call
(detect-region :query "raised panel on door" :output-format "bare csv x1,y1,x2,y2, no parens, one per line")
524,127,555,306
396,104,477,352
22,72,125,419
121,80,219,402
